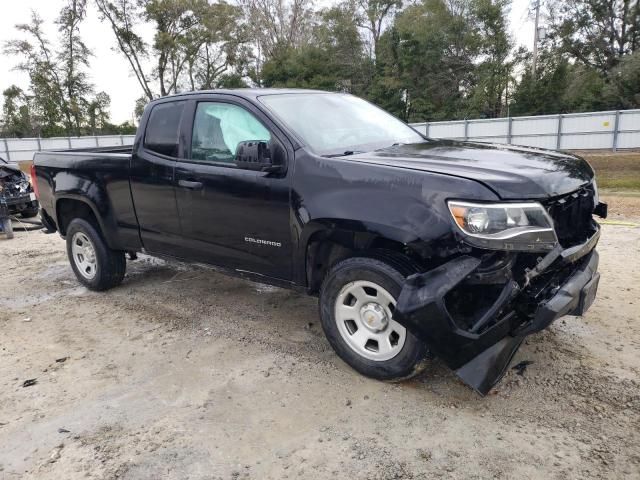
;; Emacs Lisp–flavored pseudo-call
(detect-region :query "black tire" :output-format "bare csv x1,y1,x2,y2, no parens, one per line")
66,218,126,291
20,206,39,218
1,218,13,239
319,256,428,381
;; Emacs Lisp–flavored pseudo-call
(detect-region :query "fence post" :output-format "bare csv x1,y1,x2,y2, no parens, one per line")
120,135,124,146
2,138,10,162
464,119,469,141
612,110,620,152
67,137,72,149
95,136,100,147
425,122,430,138
507,117,513,144
556,114,563,150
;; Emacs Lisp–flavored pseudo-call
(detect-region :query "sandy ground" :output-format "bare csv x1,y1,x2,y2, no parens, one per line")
1,221,639,480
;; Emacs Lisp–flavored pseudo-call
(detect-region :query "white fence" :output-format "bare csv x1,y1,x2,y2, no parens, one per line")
411,109,640,151
1,135,135,162
1,109,639,162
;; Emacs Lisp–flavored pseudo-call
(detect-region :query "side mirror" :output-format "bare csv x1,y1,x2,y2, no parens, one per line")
235,140,280,172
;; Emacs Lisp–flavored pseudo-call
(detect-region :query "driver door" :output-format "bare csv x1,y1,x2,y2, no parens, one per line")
174,98,293,281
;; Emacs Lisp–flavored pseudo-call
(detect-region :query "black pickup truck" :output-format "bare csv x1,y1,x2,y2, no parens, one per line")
33,89,607,394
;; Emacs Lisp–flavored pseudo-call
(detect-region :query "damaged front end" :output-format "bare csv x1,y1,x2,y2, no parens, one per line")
0,164,38,214
394,184,606,395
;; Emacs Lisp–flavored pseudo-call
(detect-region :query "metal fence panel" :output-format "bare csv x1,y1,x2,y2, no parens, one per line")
96,135,123,147
1,109,638,161
0,135,136,162
513,135,558,150
562,112,615,133
6,138,39,151
511,116,558,135
618,132,639,149
619,111,640,131
409,108,640,151
468,118,508,139
429,120,466,139
469,135,509,144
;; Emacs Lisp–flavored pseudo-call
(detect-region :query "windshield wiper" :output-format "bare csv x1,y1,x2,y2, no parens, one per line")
322,150,366,158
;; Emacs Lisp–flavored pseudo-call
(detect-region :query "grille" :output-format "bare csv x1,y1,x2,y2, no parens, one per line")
544,184,596,248
0,179,30,200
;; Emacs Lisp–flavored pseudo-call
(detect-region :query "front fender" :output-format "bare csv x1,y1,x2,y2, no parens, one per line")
290,151,500,286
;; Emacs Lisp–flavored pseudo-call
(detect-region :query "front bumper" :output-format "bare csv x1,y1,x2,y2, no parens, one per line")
2,192,38,212
395,228,601,395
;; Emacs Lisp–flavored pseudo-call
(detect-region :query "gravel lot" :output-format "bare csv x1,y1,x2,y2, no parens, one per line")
1,218,639,479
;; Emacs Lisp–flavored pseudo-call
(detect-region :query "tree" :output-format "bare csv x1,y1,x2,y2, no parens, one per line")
510,51,572,115
57,0,92,135
547,0,640,77
4,12,71,136
467,0,513,118
4,6,124,136
146,0,200,96
372,0,482,121
95,0,155,100
180,1,249,90
353,0,402,60
240,0,316,85
261,3,371,92
603,50,640,108
87,91,112,134
1,86,34,138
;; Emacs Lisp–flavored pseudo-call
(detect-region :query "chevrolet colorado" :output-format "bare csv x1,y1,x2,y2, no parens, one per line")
33,89,607,394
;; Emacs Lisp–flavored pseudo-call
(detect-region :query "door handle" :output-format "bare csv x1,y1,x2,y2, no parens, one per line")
178,179,203,190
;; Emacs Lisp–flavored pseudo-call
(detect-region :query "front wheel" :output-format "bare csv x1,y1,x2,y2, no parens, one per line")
66,218,126,291
20,206,39,218
319,257,428,381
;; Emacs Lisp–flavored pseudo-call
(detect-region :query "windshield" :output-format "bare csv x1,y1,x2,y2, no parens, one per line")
258,93,424,156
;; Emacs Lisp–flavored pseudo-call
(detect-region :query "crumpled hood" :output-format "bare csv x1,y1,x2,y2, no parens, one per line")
0,163,25,181
347,140,594,199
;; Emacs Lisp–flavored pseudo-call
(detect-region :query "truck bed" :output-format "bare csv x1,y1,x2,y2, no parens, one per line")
33,146,139,251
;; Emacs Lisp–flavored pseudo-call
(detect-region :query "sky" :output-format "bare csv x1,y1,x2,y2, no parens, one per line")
0,0,535,124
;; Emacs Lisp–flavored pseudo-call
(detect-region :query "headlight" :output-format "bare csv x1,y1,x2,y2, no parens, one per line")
448,201,558,251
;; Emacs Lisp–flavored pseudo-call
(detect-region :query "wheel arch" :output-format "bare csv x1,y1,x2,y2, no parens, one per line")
55,196,119,249
298,219,424,294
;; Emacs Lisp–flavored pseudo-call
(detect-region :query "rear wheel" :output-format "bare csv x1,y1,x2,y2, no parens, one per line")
66,218,126,291
319,256,428,381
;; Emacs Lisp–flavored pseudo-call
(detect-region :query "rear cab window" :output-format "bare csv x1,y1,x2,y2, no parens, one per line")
144,101,186,157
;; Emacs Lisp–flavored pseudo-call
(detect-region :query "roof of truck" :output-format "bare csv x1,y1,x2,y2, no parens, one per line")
153,88,334,103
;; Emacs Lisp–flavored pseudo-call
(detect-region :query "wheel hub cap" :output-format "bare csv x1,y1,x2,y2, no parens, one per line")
334,280,407,362
360,302,388,331
71,232,97,280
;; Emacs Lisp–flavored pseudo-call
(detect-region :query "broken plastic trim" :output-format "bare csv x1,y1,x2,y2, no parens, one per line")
394,256,517,374
394,237,600,395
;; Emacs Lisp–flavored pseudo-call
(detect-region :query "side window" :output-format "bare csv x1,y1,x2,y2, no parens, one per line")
191,102,271,163
144,101,186,157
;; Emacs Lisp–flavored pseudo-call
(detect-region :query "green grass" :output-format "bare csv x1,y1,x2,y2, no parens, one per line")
581,152,640,191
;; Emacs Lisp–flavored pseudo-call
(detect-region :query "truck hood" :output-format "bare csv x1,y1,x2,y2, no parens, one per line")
0,162,25,181
348,140,594,199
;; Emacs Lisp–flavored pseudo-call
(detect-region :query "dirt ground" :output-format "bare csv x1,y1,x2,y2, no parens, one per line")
1,221,639,480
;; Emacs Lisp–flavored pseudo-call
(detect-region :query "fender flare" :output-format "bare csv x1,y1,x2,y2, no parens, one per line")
54,194,121,250
294,218,421,287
